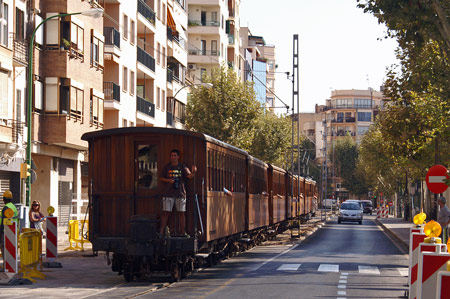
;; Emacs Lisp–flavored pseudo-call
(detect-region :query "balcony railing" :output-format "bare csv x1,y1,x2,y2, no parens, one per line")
11,120,26,144
137,96,155,117
167,27,186,49
167,27,173,41
188,20,220,27
188,49,220,56
228,34,235,44
138,0,156,25
104,27,120,49
10,33,28,65
104,82,120,102
137,47,155,72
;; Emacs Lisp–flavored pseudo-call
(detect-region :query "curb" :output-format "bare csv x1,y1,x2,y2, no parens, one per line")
375,218,409,254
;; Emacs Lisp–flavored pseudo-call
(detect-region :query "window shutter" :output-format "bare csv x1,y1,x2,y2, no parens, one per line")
45,13,59,46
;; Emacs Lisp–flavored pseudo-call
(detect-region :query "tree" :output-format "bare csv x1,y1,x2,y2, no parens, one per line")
250,112,292,167
332,136,369,197
186,66,262,151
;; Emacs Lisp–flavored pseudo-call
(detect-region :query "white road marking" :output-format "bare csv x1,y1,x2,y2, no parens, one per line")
339,279,347,284
277,264,301,271
337,297,346,299
358,265,380,275
337,291,347,295
337,285,346,289
250,244,299,271
318,264,339,272
341,272,349,276
397,268,409,277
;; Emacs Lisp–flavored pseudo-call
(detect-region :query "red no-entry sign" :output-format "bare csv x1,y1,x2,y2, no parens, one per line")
426,165,449,194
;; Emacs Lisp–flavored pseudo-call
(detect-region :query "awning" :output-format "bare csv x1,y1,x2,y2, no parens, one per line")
167,8,177,33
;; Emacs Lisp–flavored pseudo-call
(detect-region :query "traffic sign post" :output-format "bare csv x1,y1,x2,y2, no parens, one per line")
426,165,449,194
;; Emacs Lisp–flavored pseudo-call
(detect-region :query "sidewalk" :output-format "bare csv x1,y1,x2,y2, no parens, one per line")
375,216,413,254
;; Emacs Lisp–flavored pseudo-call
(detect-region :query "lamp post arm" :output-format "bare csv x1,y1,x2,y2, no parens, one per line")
173,84,189,99
26,12,81,207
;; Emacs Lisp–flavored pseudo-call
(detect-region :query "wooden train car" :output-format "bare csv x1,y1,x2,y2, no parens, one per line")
82,127,316,281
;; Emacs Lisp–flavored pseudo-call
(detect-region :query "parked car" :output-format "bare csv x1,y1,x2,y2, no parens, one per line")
360,200,373,215
338,201,363,224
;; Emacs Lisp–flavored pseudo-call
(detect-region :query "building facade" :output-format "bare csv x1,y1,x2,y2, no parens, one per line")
319,88,384,200
0,0,28,211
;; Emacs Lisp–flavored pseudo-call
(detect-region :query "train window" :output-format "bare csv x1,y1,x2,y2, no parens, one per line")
137,144,158,190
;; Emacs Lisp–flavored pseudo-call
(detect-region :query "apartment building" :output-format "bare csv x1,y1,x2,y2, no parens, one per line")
319,88,384,199
103,0,188,129
240,27,276,109
0,0,28,210
186,0,240,82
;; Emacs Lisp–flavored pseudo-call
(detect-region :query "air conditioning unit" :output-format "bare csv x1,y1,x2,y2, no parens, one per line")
188,63,197,70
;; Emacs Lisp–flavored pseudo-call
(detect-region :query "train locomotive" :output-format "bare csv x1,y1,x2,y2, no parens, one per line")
82,127,317,281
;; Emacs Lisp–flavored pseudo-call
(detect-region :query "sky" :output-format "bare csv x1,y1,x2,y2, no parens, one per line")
239,0,399,113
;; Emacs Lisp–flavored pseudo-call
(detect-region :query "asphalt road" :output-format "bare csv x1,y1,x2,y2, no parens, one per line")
139,215,409,299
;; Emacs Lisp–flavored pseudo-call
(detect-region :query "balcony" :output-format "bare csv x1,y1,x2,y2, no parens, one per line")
167,111,173,126
188,49,219,56
10,34,28,66
137,96,155,118
104,27,120,49
188,20,220,27
137,47,155,72
104,82,120,102
167,69,173,83
345,117,355,123
137,0,156,25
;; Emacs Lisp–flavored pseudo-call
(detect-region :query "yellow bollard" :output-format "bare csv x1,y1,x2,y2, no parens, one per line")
19,230,46,282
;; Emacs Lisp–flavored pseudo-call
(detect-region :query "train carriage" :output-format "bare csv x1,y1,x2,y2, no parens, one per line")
82,127,316,281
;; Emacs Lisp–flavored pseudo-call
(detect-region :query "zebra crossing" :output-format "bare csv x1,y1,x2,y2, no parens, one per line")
274,263,407,276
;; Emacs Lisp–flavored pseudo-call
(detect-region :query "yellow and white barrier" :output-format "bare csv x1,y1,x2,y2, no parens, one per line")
64,220,90,251
19,230,46,283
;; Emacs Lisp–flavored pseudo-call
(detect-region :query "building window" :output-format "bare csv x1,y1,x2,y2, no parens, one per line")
268,60,275,70
358,126,370,135
162,3,166,25
336,98,352,108
174,99,186,124
45,78,84,121
354,98,373,108
200,68,206,82
211,40,217,55
156,87,160,109
162,46,166,68
123,66,128,92
0,70,8,122
15,8,24,40
0,1,8,47
157,0,161,20
130,20,135,45
130,71,135,95
357,112,372,122
91,31,104,69
162,90,165,111
90,89,104,128
157,42,160,64
123,14,128,40
69,21,84,56
266,97,274,107
34,80,44,111
123,119,127,127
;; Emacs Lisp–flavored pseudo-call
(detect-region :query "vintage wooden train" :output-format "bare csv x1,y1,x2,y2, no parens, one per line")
82,127,317,281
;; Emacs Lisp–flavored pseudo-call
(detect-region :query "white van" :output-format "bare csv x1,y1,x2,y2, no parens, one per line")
323,198,337,209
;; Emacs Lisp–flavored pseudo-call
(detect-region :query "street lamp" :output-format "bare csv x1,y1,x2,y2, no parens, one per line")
25,8,103,207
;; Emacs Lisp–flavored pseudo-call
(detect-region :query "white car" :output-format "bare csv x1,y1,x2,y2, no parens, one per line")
338,202,363,224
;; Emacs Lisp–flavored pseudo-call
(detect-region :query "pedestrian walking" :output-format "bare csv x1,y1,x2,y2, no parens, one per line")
437,196,450,243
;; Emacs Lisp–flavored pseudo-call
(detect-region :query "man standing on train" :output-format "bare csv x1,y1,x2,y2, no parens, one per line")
160,149,197,237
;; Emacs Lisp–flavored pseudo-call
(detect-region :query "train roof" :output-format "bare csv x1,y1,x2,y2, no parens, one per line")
81,127,248,156
248,156,268,168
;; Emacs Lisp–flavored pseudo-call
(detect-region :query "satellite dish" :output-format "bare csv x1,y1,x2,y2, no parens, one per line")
30,169,37,184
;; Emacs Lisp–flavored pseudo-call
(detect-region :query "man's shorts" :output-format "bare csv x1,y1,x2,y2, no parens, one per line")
162,197,186,212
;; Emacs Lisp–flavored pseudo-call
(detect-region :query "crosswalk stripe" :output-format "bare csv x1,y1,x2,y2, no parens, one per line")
358,266,380,275
318,264,339,272
397,268,408,277
277,264,301,271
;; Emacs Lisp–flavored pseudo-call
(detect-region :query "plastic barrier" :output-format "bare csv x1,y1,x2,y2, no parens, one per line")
19,230,46,282
408,228,424,288
436,269,450,299
44,216,62,268
64,220,90,251
3,222,18,278
377,208,381,219
416,244,450,299
383,206,389,218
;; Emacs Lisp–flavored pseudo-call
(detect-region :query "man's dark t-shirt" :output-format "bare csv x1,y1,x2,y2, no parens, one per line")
162,163,189,198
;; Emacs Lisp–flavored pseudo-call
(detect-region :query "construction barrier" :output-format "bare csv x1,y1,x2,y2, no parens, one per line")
436,269,450,299
383,206,389,218
64,220,90,251
3,222,17,278
19,230,46,282
416,244,450,299
408,228,424,289
44,216,62,268
377,208,381,219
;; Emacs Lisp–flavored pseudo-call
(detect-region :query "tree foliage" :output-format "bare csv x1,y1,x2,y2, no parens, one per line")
186,66,293,167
